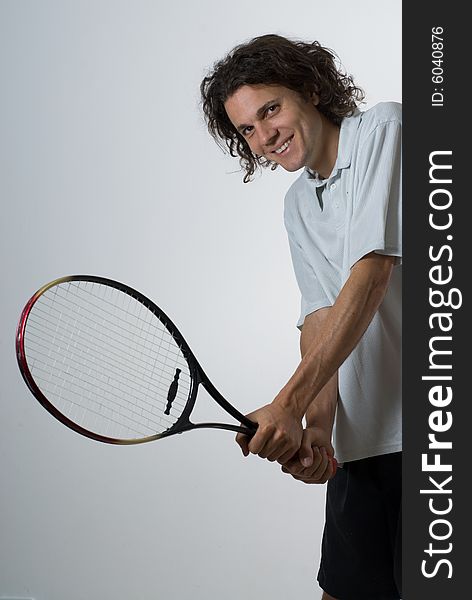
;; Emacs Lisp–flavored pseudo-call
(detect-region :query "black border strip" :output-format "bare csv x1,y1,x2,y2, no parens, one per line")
403,4,467,597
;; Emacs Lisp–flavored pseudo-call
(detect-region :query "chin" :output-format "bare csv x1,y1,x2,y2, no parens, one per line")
279,151,307,172
279,160,305,173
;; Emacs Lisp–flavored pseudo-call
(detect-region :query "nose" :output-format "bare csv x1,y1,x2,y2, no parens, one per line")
256,121,278,149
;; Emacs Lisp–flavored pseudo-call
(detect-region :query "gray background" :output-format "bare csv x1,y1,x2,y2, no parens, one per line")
0,1,401,598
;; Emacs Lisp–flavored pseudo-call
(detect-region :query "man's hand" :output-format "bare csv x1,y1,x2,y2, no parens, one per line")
235,403,303,464
281,426,337,484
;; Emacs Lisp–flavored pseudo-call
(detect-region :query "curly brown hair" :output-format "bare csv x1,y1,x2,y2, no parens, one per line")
200,34,364,182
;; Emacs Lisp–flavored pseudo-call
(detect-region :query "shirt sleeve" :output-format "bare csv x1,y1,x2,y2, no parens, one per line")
348,118,402,268
285,216,331,329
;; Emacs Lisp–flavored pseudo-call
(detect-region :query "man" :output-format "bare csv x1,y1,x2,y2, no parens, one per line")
201,34,401,600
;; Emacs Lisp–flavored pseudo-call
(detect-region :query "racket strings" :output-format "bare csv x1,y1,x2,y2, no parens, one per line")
33,284,186,367
26,291,187,407
28,284,188,435
22,337,184,428
26,307,187,402
23,281,192,440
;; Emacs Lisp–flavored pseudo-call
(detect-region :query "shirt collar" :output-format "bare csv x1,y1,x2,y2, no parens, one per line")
304,108,362,187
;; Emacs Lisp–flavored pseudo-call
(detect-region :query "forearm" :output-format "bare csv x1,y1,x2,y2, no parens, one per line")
300,314,338,430
274,252,395,419
305,371,337,432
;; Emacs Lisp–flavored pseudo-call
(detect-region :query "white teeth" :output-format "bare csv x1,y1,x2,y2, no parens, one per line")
275,138,292,154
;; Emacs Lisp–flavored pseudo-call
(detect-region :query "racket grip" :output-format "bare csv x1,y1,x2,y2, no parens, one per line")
239,415,258,434
330,457,338,476
238,421,258,436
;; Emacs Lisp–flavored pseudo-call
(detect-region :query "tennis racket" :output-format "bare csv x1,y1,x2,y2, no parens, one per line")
16,275,257,445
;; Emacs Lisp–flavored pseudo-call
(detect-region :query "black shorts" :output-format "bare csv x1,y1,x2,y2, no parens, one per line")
317,452,402,600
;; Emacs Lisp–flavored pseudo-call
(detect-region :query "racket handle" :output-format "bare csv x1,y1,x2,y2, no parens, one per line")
330,457,338,476
237,420,258,436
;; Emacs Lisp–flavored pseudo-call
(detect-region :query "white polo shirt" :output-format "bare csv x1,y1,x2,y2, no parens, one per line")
284,102,402,463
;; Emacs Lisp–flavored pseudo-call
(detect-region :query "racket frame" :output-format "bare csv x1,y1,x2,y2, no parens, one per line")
16,275,256,445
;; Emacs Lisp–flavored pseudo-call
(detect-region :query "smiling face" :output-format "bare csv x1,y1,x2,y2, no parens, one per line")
224,84,340,178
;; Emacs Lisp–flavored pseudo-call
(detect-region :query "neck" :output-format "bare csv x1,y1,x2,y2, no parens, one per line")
309,117,340,179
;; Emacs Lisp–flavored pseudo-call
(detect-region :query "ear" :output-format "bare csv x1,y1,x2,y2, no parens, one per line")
311,92,320,106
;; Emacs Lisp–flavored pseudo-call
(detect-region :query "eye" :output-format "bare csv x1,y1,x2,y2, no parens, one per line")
241,125,254,137
266,104,279,116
